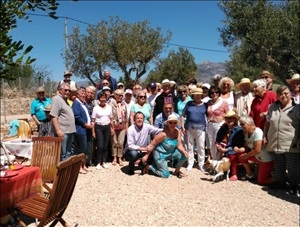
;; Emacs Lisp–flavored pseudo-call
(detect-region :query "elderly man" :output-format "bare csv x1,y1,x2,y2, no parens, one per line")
260,70,280,91
124,112,162,175
98,70,117,92
234,78,254,117
57,70,78,94
50,82,76,160
30,86,51,135
153,79,179,122
154,102,180,129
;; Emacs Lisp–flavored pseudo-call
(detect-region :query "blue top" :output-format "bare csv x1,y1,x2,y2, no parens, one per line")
225,126,244,156
72,99,91,135
177,96,192,116
130,103,152,124
155,137,178,154
182,101,207,130
154,112,181,129
30,97,52,121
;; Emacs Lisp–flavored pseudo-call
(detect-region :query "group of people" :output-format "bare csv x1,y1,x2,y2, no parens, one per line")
30,69,300,196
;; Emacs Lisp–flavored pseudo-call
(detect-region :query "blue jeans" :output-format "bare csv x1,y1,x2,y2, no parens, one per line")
74,134,87,156
61,133,74,161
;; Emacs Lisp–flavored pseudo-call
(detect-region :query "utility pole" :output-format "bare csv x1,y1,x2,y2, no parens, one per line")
64,17,69,70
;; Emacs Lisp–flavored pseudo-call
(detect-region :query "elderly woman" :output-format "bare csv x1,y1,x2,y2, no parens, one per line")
111,89,128,166
181,88,207,172
130,91,152,125
142,114,188,178
219,77,235,110
177,85,192,116
92,92,114,170
215,110,244,181
234,78,254,117
236,116,274,184
250,79,277,130
207,87,229,160
286,73,300,104
264,85,300,195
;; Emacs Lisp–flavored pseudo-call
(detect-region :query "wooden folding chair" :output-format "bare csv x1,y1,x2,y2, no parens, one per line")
31,136,63,192
10,154,85,227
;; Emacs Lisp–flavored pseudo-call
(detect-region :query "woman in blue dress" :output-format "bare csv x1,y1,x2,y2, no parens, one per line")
142,114,188,178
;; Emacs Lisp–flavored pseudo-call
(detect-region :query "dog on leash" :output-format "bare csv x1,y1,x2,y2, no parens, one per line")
205,157,231,182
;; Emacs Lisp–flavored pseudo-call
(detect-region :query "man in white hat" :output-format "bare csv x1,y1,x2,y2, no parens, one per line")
153,79,178,122
234,78,254,116
286,73,300,104
30,86,52,135
56,70,78,94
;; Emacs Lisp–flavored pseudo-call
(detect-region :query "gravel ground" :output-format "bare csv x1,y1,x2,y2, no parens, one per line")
21,161,300,227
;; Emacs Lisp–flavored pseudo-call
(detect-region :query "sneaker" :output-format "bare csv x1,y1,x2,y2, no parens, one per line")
186,164,193,171
102,163,109,169
230,175,238,181
95,163,101,170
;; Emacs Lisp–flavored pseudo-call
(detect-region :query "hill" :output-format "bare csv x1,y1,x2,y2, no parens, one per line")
197,61,228,83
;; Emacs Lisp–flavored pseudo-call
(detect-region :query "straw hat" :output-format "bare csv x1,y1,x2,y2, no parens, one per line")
170,81,176,87
224,110,240,120
236,78,252,89
44,105,51,112
64,70,72,76
191,88,203,95
36,86,45,93
286,73,300,85
163,113,180,126
162,79,171,86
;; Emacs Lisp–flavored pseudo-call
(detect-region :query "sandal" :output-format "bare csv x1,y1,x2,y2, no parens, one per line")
141,164,150,175
173,171,187,179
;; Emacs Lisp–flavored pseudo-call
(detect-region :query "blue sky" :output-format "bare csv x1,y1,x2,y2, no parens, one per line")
10,1,230,83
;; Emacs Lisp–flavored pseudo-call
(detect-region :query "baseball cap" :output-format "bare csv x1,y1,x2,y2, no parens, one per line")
149,82,157,88
124,89,133,95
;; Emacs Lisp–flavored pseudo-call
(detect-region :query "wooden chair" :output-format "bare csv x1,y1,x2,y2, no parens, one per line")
31,136,63,192
10,154,85,227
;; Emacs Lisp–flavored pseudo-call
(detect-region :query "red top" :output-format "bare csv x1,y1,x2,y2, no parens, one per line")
250,91,277,129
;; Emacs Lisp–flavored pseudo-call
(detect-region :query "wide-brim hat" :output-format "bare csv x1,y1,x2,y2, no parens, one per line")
64,70,72,76
114,89,124,95
170,81,176,87
124,89,133,95
191,88,203,95
117,82,124,87
102,86,111,91
162,79,171,86
44,105,51,112
286,73,300,85
224,110,240,120
36,86,45,93
236,78,252,89
163,114,180,126
202,83,211,89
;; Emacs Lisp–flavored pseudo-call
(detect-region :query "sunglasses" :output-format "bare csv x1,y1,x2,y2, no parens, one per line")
210,92,219,95
240,123,245,126
103,83,109,85
63,89,71,92
168,121,177,125
38,92,44,94
139,96,146,98
179,90,187,93
261,76,269,79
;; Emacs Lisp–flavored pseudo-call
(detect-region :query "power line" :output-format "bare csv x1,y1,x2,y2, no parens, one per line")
25,12,229,53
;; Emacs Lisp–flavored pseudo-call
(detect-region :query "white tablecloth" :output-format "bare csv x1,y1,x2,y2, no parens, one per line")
2,139,33,159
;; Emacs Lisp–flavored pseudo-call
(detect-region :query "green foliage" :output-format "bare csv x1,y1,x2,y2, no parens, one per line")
145,47,197,86
0,0,63,80
219,0,300,84
66,16,171,87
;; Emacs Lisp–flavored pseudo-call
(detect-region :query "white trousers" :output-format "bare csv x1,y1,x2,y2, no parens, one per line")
187,128,205,168
207,121,224,160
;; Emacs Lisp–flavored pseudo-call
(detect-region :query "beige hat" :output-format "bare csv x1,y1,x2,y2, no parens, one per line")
162,79,171,86
124,89,133,95
36,86,45,93
170,81,176,87
202,83,211,89
163,113,180,126
44,105,51,112
64,70,72,76
191,88,203,95
236,78,252,89
224,110,240,120
114,89,124,95
117,82,124,87
286,73,300,85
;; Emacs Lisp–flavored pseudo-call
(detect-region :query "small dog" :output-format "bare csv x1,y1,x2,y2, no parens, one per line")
205,157,231,182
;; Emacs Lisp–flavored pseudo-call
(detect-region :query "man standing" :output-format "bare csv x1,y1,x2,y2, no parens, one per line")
154,102,180,129
57,70,78,94
50,82,76,160
260,70,280,91
124,112,162,175
30,86,51,135
98,70,117,92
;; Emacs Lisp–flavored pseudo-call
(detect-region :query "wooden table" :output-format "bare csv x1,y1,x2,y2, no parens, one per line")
0,166,42,219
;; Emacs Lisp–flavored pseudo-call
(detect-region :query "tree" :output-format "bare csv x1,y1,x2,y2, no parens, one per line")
218,0,300,84
145,47,198,86
66,16,171,87
0,0,70,80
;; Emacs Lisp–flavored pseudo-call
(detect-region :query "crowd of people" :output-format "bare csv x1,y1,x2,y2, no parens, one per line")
30,69,300,196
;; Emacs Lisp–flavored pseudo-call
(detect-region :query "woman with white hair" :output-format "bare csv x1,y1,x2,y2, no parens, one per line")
250,79,277,129
219,77,235,110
